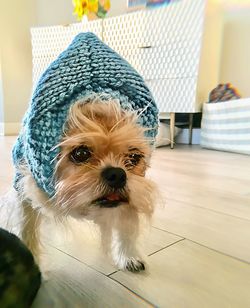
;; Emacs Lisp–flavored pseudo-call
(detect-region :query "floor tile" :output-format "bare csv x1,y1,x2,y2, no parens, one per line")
152,199,250,263
111,240,250,308
43,219,182,275
33,246,152,308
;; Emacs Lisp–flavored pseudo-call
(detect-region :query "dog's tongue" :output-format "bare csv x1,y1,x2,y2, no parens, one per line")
106,193,121,201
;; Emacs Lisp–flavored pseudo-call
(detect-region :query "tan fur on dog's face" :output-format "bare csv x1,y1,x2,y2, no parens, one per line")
54,98,156,218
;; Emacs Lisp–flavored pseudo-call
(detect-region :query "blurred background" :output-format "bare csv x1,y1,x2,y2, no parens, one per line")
0,0,250,135
0,3,250,306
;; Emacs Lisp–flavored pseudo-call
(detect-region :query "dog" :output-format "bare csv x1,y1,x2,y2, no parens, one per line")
0,96,157,273
1,32,159,274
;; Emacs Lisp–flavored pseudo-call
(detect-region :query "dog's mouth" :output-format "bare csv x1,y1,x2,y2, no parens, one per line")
94,193,128,208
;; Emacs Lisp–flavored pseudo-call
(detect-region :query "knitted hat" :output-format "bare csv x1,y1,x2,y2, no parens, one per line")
12,32,158,197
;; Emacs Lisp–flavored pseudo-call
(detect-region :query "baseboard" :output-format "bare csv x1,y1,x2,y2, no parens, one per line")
176,128,201,145
1,122,21,136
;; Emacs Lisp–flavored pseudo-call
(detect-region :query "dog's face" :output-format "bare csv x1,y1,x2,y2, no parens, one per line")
54,98,156,219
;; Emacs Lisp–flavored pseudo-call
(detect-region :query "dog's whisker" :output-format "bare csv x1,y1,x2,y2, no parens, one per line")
136,100,153,118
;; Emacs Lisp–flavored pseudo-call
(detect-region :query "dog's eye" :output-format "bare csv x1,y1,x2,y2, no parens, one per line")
70,146,92,164
125,153,143,169
129,153,142,164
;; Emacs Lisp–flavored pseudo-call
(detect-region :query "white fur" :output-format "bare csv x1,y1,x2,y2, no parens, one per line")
0,189,24,238
0,171,154,272
0,99,158,272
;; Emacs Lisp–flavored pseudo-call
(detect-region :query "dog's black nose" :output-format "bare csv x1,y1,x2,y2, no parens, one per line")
101,167,127,189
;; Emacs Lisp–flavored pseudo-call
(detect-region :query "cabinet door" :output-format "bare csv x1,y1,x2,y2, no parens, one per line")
103,0,206,113
126,40,201,80
31,21,102,87
104,0,205,58
103,11,148,58
141,0,205,47
146,77,198,113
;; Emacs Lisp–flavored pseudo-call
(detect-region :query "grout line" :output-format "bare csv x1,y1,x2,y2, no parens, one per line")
150,230,250,266
148,238,185,256
48,244,109,276
107,270,119,277
152,226,185,239
49,244,157,306
166,196,250,223
108,275,156,307
151,226,250,264
186,238,250,266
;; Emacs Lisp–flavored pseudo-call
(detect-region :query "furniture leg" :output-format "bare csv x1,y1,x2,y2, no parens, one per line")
170,112,175,149
189,113,194,145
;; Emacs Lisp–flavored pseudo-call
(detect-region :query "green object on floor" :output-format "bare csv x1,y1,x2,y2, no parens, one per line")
0,228,41,308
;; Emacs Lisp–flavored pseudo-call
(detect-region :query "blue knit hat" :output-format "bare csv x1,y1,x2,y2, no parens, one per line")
12,32,158,197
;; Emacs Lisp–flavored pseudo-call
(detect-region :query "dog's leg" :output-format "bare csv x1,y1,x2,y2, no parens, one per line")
0,192,42,265
99,208,145,272
21,200,42,265
0,190,24,237
99,219,112,255
112,209,145,272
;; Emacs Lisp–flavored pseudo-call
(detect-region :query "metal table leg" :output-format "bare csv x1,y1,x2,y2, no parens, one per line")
170,112,175,149
189,113,194,145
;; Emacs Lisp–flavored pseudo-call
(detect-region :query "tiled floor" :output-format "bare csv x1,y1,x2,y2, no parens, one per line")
1,136,250,307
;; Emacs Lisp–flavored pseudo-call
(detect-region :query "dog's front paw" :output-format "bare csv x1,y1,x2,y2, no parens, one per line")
125,258,145,272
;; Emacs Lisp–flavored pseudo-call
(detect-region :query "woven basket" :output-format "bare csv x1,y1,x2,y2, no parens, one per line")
201,98,250,155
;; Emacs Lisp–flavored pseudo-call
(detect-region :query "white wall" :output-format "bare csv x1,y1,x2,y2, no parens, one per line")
0,0,128,135
0,62,4,124
1,0,250,135
0,0,37,134
35,0,128,26
219,7,250,97
107,0,127,17
36,0,75,26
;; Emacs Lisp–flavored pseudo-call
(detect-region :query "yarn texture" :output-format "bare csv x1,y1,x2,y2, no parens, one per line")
12,32,158,197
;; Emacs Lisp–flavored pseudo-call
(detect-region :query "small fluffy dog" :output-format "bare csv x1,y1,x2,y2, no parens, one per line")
1,97,157,272
1,32,159,273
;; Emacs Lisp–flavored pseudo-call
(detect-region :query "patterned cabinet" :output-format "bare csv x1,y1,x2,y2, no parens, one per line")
31,0,222,147
103,0,222,147
103,0,222,114
103,2,202,113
